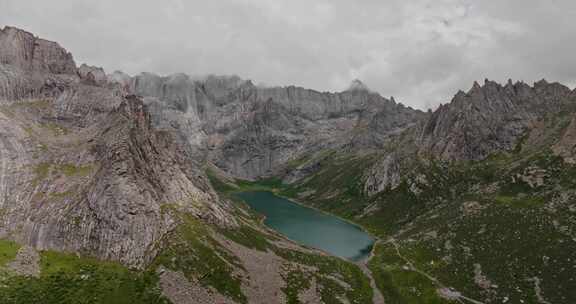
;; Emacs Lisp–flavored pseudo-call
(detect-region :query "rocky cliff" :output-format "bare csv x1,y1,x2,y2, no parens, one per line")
127,72,425,179
0,27,236,268
418,79,575,161
0,26,78,102
0,26,76,75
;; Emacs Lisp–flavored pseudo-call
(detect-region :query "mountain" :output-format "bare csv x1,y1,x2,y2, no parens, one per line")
271,78,576,303
0,26,381,304
419,79,575,161
347,79,371,92
127,72,425,179
0,25,235,268
121,67,576,303
1,25,576,304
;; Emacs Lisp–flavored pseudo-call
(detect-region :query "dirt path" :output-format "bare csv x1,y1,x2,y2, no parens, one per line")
358,259,385,304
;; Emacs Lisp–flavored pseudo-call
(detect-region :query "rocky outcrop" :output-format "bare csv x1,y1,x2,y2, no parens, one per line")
418,79,573,161
0,26,76,75
0,92,235,268
78,63,107,85
553,115,576,164
364,153,403,195
53,83,124,126
0,62,76,102
0,64,34,100
0,27,78,102
73,96,233,266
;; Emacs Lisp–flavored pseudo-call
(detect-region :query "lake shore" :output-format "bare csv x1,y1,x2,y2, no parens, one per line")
235,190,378,262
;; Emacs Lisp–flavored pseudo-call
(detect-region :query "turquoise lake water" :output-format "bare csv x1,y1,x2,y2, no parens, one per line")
235,191,374,261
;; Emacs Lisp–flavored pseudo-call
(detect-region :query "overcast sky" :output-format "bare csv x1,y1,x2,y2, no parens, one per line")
1,0,575,110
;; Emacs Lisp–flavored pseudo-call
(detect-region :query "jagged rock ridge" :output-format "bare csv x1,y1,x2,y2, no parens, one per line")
419,79,575,161
126,72,426,179
361,78,576,196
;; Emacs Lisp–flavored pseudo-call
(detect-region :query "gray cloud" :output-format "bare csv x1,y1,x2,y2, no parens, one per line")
1,0,575,110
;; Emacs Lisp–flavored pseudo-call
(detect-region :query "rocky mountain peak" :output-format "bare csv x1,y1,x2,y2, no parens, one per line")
420,77,576,161
473,80,482,88
534,78,549,87
347,79,370,92
0,25,76,75
464,79,504,96
78,63,107,85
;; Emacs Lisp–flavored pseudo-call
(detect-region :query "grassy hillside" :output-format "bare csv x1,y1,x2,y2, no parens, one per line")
0,247,168,304
251,132,576,303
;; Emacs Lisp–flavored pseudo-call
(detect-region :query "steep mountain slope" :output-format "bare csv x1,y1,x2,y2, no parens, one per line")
0,26,232,268
419,79,574,160
0,26,376,304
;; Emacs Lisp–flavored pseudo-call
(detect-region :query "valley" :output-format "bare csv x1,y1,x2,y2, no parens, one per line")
0,24,575,304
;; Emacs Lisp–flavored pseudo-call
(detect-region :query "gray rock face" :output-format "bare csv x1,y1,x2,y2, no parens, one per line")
361,78,576,196
78,64,107,85
0,62,77,102
0,64,34,100
0,27,236,268
553,114,576,164
201,74,248,99
0,92,234,268
418,79,574,161
130,72,425,179
0,27,78,102
364,153,402,195
0,26,76,75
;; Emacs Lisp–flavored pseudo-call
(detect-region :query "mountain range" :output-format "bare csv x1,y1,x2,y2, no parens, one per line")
0,25,575,304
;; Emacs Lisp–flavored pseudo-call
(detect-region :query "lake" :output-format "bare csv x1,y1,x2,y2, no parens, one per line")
235,191,375,261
